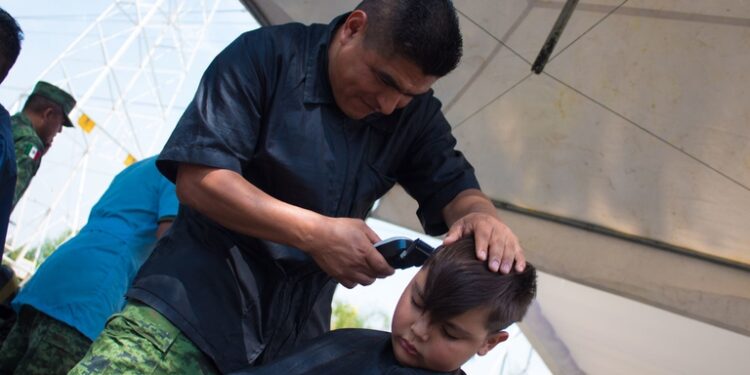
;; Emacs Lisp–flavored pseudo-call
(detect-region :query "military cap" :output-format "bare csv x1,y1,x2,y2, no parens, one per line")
31,81,76,127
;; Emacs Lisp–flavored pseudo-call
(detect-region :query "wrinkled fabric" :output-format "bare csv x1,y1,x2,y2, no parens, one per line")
229,329,465,375
12,156,178,340
0,104,15,249
129,13,479,373
69,301,219,375
10,112,43,208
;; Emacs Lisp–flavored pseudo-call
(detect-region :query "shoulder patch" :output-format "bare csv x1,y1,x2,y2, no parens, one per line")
25,144,40,160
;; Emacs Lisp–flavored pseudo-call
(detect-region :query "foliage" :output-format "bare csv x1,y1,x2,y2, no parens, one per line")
331,300,365,329
5,229,74,266
331,300,390,331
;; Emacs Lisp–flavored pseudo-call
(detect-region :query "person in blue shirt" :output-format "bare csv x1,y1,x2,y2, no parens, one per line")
0,6,23,255
0,156,179,375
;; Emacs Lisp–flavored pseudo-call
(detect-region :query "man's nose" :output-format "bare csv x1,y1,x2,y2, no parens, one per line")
376,92,403,116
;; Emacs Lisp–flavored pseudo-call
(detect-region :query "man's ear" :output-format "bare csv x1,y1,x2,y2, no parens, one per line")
41,106,56,121
477,331,509,356
340,9,368,43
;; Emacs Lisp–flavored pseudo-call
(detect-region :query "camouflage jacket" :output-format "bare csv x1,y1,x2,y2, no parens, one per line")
11,113,44,208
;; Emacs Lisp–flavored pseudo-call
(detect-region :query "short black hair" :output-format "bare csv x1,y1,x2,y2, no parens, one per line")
421,238,537,332
22,94,62,114
355,0,462,77
0,7,23,71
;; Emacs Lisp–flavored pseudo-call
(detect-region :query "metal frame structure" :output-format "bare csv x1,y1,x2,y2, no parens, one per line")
5,0,223,278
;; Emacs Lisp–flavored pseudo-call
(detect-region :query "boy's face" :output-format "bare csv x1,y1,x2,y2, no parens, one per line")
390,268,508,372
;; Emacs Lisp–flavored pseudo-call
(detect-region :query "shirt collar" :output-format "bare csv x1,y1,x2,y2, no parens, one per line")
303,13,349,104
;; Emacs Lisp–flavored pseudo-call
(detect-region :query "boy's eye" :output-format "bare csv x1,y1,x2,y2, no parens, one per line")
410,297,424,310
441,327,459,341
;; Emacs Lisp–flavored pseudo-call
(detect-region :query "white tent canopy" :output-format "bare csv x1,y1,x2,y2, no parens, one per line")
241,1,750,374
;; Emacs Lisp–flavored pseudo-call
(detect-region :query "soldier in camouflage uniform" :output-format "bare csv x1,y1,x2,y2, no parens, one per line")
11,81,75,208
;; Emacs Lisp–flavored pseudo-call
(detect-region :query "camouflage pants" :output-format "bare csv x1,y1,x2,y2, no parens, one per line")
68,300,220,375
0,305,91,375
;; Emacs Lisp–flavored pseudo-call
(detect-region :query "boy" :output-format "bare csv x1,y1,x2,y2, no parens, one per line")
230,238,537,374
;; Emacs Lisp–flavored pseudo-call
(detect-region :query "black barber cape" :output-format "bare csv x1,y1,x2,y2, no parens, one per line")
228,329,466,375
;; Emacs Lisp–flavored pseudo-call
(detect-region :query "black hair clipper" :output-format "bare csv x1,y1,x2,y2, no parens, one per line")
374,237,436,269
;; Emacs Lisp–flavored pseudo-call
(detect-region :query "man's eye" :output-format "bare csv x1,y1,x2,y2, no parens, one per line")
376,73,388,86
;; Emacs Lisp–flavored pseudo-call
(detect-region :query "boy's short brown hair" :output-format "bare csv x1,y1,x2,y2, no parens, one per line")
421,238,537,331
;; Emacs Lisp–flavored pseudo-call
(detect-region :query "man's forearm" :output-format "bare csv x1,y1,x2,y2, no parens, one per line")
442,188,498,226
175,163,392,286
176,163,322,251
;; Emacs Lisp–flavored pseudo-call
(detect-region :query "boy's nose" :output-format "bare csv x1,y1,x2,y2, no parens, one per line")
410,314,430,341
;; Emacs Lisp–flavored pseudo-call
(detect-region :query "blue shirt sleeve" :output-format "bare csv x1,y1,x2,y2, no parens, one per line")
157,178,179,221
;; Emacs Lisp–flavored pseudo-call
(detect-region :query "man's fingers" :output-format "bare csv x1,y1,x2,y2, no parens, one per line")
485,230,503,272
358,275,376,286
443,224,462,246
499,236,516,274
364,224,381,244
514,243,527,272
337,271,376,289
473,222,494,262
365,247,395,277
339,280,357,289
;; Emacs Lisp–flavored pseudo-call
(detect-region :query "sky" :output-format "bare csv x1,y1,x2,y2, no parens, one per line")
0,1,550,373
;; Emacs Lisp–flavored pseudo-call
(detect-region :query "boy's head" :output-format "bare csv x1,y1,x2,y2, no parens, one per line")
0,7,23,85
391,238,537,372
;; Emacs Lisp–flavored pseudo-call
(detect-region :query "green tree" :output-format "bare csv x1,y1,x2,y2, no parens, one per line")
331,300,365,329
5,229,74,266
330,300,390,330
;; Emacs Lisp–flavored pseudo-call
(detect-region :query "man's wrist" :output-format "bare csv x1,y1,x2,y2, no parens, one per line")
293,211,328,253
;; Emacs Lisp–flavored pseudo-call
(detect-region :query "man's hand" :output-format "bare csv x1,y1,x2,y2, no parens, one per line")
176,165,394,288
442,189,526,274
302,217,394,289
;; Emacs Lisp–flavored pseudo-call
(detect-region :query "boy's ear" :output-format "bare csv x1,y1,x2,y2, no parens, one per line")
477,331,509,356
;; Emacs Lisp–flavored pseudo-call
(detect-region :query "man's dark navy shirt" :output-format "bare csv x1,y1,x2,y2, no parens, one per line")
0,103,16,251
129,14,479,373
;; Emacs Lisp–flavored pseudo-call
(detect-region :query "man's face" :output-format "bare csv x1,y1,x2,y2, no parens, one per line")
328,11,438,120
390,269,506,372
36,107,65,150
